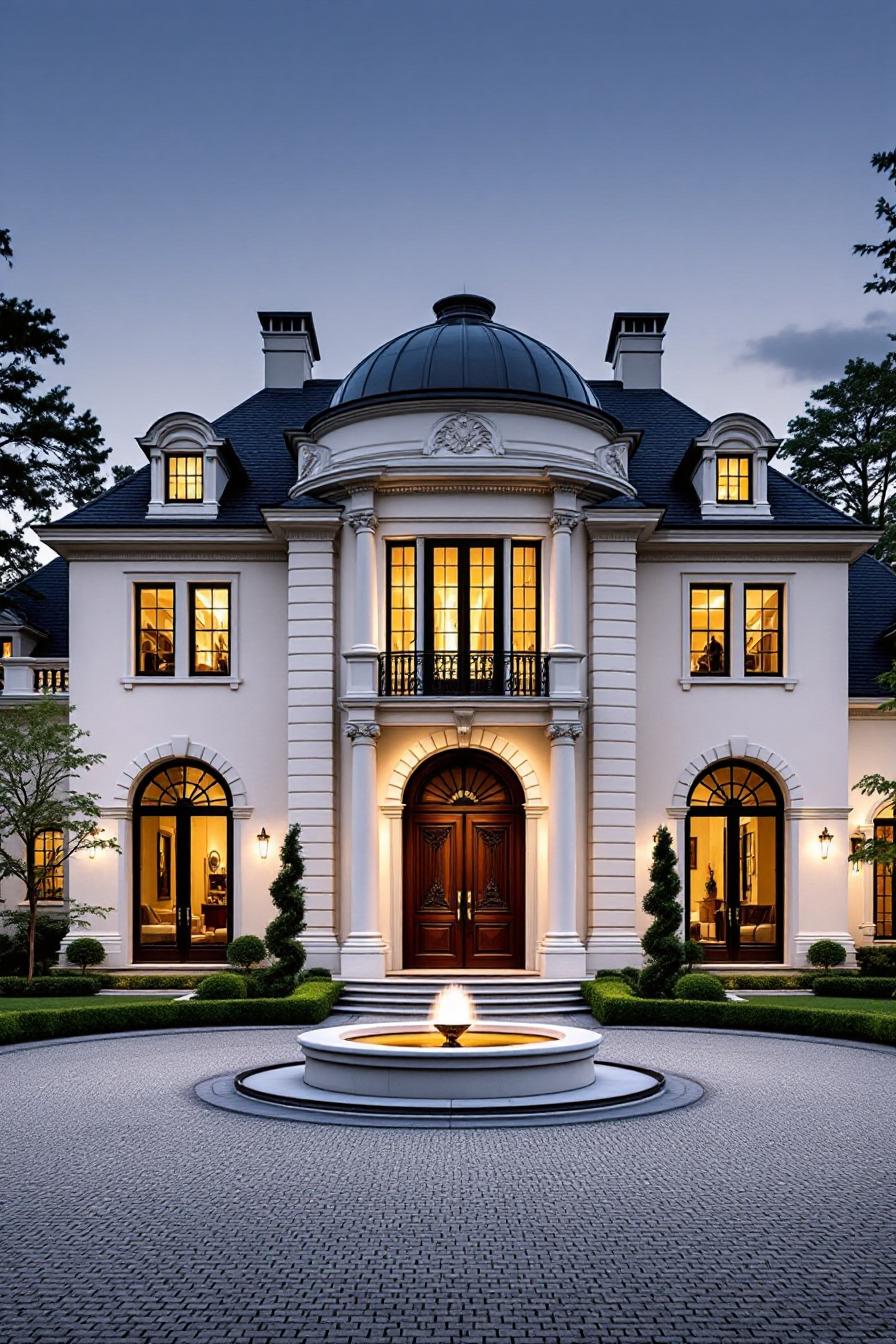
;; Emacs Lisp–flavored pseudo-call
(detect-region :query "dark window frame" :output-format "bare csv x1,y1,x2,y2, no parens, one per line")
31,827,65,902
423,539,505,693
510,540,542,655
164,452,204,503
744,583,784,677
134,583,176,678
189,583,232,677
386,540,417,653
689,583,731,677
873,818,894,940
716,454,753,504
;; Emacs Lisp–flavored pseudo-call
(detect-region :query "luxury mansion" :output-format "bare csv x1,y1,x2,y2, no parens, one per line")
1,295,894,975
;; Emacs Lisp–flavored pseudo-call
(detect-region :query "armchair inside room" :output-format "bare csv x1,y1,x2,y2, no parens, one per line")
139,904,201,943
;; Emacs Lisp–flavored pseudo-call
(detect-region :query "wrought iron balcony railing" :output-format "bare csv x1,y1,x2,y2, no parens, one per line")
378,650,550,698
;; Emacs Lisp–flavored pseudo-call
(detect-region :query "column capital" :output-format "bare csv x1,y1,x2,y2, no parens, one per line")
346,509,378,534
550,509,580,534
546,721,582,742
345,721,380,742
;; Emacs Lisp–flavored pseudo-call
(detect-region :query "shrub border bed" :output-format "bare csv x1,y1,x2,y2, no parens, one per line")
582,978,896,1048
0,980,342,1047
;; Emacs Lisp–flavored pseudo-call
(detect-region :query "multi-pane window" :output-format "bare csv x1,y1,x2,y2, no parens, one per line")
165,453,204,502
387,544,416,652
745,585,783,675
32,828,64,901
190,586,230,676
0,638,10,692
468,546,496,656
874,820,894,939
135,586,175,676
432,546,460,657
511,543,540,653
690,585,729,676
716,456,752,503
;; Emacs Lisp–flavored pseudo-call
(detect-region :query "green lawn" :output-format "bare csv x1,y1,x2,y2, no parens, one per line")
752,994,896,1016
0,995,179,1013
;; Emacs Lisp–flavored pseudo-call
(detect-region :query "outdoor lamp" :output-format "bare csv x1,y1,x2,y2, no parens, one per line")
257,827,270,860
850,830,866,874
818,826,834,860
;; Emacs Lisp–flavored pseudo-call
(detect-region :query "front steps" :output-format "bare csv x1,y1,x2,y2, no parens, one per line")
335,976,588,1019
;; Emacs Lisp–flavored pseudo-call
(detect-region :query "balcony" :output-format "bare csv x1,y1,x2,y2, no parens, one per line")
378,651,550,698
0,658,70,698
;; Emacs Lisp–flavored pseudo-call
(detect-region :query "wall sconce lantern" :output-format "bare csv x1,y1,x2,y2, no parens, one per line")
818,826,834,861
88,829,103,860
257,827,270,860
850,829,866,874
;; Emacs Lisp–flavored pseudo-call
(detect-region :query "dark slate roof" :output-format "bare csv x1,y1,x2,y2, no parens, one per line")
848,553,896,697
0,557,69,656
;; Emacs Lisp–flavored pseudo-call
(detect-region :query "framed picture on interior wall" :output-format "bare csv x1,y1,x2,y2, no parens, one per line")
157,832,172,903
689,836,698,869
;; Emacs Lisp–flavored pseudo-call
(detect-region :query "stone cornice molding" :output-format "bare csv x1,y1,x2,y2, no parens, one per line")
585,508,664,544
36,526,283,560
784,807,852,821
639,528,878,564
263,509,343,544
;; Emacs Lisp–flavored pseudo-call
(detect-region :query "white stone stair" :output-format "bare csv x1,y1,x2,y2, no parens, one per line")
334,976,588,1019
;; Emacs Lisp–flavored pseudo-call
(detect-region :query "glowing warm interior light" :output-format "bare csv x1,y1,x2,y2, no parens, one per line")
429,983,476,1026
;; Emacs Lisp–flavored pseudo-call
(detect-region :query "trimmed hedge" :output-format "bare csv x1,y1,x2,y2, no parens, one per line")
0,979,343,1047
53,972,216,990
581,978,896,1048
0,976,101,998
718,973,819,990
856,945,896,976
812,975,896,999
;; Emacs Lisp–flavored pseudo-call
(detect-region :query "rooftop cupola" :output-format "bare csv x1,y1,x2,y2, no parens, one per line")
259,311,320,389
606,312,668,389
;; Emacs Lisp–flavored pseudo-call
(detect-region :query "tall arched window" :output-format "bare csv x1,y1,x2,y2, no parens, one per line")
133,760,232,963
686,759,784,964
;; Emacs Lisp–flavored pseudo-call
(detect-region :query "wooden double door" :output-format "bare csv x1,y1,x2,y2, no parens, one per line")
403,752,525,969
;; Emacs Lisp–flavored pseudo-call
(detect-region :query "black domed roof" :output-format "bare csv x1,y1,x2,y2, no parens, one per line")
330,295,597,409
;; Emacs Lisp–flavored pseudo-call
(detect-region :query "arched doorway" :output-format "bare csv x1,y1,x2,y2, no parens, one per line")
686,759,784,963
133,760,233,963
403,749,525,970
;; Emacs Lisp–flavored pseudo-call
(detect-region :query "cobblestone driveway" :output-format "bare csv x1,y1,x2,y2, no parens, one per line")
0,1024,892,1344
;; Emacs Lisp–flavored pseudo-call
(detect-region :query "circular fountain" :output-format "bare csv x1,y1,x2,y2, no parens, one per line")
196,984,702,1127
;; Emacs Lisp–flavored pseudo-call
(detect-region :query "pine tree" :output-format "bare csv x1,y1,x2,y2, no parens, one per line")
639,825,685,999
261,823,307,994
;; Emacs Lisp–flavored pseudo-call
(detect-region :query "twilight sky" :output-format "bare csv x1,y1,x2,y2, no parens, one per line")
4,0,895,482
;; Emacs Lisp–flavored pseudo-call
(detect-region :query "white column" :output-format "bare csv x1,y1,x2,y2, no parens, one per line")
348,510,378,652
549,510,577,652
340,721,387,978
539,721,587,978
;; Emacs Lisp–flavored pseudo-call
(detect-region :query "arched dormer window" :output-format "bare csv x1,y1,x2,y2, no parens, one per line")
138,412,239,520
688,414,781,519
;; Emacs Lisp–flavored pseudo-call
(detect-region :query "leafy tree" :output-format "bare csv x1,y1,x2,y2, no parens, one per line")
0,228,109,586
639,825,685,999
0,697,118,979
854,148,896,295
260,824,307,994
778,355,896,562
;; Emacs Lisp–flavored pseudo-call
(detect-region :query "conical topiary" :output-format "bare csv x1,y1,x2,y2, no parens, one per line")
260,824,307,995
639,825,686,999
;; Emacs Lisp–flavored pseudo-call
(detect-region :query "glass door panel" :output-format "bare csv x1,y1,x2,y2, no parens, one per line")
468,545,496,689
688,815,727,952
190,815,230,954
738,817,777,950
431,546,459,688
137,816,178,955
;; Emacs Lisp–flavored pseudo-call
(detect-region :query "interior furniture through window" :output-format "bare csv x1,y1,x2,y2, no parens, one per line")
190,585,230,676
690,584,730,676
135,585,175,676
744,585,783,675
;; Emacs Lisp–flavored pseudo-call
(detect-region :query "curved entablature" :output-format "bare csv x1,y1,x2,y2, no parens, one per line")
137,410,227,457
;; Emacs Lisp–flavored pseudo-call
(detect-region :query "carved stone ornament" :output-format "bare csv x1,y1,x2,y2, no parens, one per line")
550,510,581,534
345,722,381,742
424,412,503,458
346,510,378,533
595,442,629,481
546,721,582,742
297,443,330,480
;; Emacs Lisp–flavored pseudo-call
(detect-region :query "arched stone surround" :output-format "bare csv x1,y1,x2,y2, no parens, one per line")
384,729,543,807
670,737,804,809
112,737,249,808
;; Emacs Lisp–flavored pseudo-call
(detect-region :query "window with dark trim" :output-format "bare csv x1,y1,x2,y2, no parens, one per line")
873,819,894,939
135,585,175,676
511,543,540,654
689,585,730,676
165,453,204,502
716,455,752,503
386,542,416,652
744,585,783,676
190,585,231,676
32,828,64,901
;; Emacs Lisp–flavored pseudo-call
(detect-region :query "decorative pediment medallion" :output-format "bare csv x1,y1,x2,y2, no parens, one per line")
595,442,629,482
424,412,503,458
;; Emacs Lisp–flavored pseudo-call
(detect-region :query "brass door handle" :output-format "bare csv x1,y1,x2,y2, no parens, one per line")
456,890,462,919
465,891,473,919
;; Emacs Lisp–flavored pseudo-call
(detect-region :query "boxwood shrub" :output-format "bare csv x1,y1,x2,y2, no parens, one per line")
856,946,896,977
194,972,249,1001
674,973,727,1002
0,979,343,1047
0,976,101,998
580,978,896,1048
812,975,896,999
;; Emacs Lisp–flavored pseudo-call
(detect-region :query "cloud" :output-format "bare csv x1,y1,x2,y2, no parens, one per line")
742,310,894,382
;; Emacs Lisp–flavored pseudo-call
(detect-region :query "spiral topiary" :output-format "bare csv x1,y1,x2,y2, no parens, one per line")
638,825,686,999
260,824,307,996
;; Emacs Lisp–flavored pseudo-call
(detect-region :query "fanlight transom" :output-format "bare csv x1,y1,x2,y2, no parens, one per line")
138,761,230,808
688,761,779,809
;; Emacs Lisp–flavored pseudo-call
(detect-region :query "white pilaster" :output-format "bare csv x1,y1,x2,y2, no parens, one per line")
344,499,380,700
540,720,587,977
341,721,388,977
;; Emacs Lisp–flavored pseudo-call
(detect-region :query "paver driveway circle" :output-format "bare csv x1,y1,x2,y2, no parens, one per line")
0,1024,893,1344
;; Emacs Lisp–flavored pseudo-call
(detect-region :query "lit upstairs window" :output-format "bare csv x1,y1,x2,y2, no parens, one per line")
135,585,175,676
512,543,540,653
387,543,416,652
744,585,783,676
191,586,230,676
690,585,729,676
166,453,204,502
716,455,752,503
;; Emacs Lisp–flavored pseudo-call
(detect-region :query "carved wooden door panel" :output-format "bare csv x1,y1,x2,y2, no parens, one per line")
404,814,464,968
462,812,524,968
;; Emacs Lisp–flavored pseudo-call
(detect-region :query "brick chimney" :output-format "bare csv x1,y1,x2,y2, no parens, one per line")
605,312,668,389
258,311,320,388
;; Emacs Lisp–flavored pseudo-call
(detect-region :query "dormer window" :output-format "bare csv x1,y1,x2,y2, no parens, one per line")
716,455,752,504
165,453,204,503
